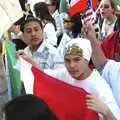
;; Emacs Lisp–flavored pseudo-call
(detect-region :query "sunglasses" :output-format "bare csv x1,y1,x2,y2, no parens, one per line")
101,4,110,9
64,19,72,23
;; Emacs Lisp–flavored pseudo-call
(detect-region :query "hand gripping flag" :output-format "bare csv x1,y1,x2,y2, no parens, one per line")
32,66,99,120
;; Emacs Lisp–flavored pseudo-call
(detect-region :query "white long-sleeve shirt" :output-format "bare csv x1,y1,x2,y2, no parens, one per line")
52,10,63,37
44,22,57,47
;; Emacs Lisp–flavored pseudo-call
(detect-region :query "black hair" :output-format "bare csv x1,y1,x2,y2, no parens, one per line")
19,0,27,11
4,94,58,120
34,2,56,30
71,13,82,38
20,16,43,33
47,0,60,9
114,15,120,31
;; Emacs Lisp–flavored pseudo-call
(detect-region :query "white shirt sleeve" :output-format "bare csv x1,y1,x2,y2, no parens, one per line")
52,10,63,37
44,23,57,46
102,60,120,108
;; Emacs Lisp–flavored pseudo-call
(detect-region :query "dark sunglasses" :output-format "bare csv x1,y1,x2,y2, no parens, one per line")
64,19,72,23
101,4,110,9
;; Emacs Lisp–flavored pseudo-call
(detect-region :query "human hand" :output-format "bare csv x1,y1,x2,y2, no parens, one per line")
85,95,108,114
16,50,25,57
16,50,36,65
82,22,97,41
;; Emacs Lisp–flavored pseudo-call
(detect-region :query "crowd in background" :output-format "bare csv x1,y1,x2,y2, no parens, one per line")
1,0,120,119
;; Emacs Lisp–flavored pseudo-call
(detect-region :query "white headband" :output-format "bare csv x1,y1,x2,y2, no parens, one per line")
64,38,92,61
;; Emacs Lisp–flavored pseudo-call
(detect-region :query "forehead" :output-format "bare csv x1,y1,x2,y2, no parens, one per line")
24,21,41,29
102,0,111,5
64,54,82,59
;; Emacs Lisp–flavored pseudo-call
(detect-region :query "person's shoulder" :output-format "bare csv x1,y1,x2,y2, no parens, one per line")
105,60,118,66
102,60,120,74
44,22,54,28
89,69,103,80
45,43,57,53
53,9,59,16
90,69,110,86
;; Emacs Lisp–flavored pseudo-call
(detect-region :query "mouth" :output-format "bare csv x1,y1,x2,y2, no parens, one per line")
69,70,77,75
32,38,39,41
101,11,104,15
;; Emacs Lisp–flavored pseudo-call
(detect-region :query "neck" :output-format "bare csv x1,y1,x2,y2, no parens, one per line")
30,41,43,54
106,15,116,23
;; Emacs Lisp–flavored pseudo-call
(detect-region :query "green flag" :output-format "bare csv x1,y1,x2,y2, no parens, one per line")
59,0,68,13
6,40,21,98
114,0,120,6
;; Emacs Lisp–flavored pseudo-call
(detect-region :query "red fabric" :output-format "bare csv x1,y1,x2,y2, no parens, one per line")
32,66,99,120
101,29,120,60
68,0,97,16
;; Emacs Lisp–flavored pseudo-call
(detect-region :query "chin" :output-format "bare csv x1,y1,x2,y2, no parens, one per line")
71,74,81,80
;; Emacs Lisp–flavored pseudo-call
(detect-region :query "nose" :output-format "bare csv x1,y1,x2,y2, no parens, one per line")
31,30,36,36
69,61,75,69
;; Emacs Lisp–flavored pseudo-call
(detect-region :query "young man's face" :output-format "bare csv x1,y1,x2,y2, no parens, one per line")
100,0,115,19
23,21,43,47
63,19,74,31
64,54,88,80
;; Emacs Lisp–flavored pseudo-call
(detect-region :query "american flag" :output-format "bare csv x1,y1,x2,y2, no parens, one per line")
82,8,96,24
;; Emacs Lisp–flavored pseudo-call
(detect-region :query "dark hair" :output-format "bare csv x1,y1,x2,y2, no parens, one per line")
114,15,120,31
4,94,58,120
19,0,27,11
20,17,43,32
47,0,60,10
34,2,56,29
70,13,82,38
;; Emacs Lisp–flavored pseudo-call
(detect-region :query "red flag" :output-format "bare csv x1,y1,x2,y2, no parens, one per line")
32,66,99,120
68,0,97,16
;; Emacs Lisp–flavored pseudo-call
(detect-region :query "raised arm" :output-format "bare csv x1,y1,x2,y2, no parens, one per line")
82,23,107,67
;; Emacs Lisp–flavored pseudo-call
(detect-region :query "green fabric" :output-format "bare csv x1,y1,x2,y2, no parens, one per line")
114,0,120,6
59,0,68,13
6,40,21,98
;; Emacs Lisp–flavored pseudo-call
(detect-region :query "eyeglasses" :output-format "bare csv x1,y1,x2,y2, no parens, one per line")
101,4,110,9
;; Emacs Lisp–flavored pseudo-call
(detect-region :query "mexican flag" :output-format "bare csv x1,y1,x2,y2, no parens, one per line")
32,66,99,120
5,40,21,98
115,0,120,7
59,0,68,13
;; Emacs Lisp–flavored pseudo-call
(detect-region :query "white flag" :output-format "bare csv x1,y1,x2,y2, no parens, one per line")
0,0,23,38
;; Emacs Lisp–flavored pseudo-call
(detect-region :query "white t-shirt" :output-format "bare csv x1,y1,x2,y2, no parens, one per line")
45,68,120,119
102,60,120,108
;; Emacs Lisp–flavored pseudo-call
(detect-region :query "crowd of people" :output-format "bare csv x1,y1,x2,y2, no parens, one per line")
0,0,120,119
